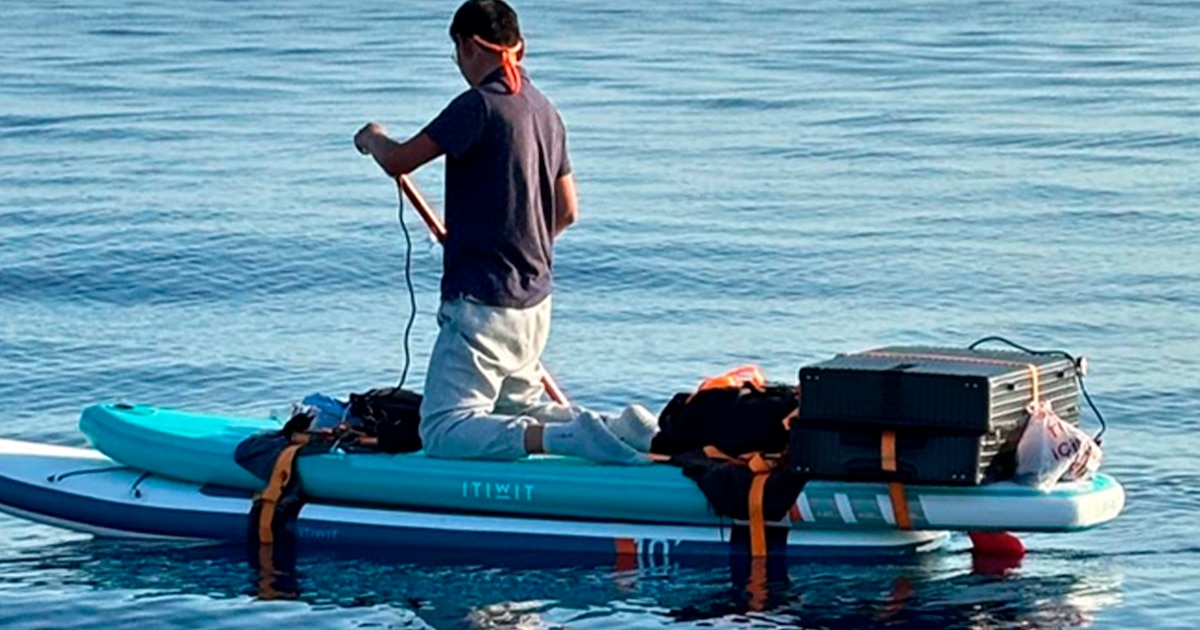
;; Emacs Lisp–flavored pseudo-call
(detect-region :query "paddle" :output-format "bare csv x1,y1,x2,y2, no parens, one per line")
394,175,571,406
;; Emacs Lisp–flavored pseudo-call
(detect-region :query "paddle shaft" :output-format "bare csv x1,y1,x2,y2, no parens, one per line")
395,175,570,406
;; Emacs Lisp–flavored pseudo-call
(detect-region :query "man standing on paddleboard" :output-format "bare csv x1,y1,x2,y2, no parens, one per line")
355,0,655,464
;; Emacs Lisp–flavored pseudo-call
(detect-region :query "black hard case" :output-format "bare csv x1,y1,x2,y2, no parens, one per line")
789,346,1080,485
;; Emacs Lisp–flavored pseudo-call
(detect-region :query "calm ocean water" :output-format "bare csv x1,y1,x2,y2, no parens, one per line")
2,0,1198,627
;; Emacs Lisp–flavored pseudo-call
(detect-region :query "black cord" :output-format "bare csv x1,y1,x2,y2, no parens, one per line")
968,335,1108,444
397,186,417,390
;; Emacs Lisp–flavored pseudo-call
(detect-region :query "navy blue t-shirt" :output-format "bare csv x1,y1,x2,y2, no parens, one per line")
422,68,571,308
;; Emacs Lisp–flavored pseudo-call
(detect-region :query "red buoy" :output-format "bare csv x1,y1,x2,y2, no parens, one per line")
969,531,1026,575
969,531,1026,557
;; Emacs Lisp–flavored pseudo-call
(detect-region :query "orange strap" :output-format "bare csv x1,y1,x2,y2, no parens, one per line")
881,429,898,472
1027,363,1041,403
702,445,735,461
702,446,774,557
471,35,523,94
747,453,772,557
256,434,309,544
887,482,912,530
881,431,912,530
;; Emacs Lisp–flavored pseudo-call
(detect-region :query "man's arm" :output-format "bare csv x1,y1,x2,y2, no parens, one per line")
355,123,443,177
554,173,578,237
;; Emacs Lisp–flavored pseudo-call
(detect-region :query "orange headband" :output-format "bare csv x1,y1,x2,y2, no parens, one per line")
472,35,523,94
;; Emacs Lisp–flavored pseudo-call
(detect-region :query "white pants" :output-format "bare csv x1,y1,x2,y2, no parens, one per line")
418,296,573,460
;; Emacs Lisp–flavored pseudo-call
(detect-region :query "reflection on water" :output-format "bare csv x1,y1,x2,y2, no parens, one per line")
0,537,1121,629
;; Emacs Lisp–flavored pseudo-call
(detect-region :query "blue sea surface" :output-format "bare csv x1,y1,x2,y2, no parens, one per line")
2,0,1198,627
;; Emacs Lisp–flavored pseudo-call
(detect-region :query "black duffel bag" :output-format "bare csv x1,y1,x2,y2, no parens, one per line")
650,382,798,457
345,387,424,454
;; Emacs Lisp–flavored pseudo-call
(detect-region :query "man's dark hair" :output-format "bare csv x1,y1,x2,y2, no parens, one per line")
450,0,522,47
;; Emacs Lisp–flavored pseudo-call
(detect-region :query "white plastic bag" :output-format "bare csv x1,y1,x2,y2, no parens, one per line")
1015,400,1102,491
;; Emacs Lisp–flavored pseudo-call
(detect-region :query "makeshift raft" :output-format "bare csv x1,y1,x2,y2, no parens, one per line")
0,402,1125,558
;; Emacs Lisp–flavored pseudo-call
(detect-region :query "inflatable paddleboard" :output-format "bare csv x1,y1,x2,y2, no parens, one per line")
78,403,1125,533
0,438,947,558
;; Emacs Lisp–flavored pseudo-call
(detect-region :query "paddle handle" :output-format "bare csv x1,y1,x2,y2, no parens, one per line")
398,175,447,242
395,176,570,406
